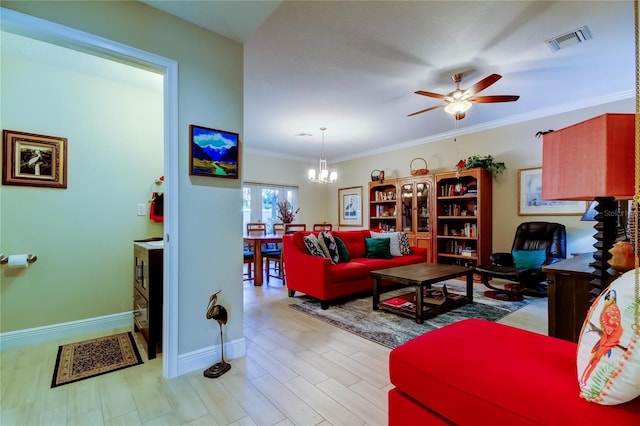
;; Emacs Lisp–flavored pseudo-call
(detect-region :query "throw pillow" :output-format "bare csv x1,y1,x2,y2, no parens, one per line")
303,234,326,258
370,231,402,256
364,237,392,259
512,249,546,269
576,269,640,405
320,232,340,264
334,236,350,262
399,232,411,255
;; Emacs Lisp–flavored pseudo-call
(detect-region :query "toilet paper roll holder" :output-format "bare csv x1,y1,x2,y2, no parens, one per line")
0,253,38,266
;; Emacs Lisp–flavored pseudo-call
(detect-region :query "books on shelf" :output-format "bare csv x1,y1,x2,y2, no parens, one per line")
383,297,414,308
460,248,477,257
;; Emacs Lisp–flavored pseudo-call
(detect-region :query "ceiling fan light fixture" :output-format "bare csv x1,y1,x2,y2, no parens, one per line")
444,100,472,115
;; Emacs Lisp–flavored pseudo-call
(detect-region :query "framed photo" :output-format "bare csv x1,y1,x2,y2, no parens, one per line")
2,130,67,188
338,186,363,227
189,124,240,179
518,167,586,215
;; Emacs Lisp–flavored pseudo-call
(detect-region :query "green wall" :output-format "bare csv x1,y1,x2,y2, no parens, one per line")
1,1,245,358
1,32,164,331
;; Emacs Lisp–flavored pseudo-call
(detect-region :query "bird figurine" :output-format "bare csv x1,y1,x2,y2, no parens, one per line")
203,290,231,378
579,289,623,386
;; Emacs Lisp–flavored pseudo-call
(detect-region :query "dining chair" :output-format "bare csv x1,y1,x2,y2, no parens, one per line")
264,223,285,284
284,223,307,234
243,241,254,281
246,222,267,236
313,223,333,232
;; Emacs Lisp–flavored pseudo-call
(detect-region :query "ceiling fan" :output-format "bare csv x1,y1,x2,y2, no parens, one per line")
408,73,520,120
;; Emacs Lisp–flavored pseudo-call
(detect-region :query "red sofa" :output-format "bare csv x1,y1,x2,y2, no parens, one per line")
389,319,640,425
283,229,428,309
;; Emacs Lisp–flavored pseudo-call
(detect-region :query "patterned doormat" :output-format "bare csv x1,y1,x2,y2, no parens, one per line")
51,332,143,388
289,282,531,349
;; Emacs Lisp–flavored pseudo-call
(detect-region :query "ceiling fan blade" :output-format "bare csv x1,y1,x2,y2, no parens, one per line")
415,90,447,100
469,95,520,103
465,73,502,96
407,104,445,117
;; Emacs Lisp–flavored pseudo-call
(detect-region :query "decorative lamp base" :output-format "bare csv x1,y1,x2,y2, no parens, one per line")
203,361,231,379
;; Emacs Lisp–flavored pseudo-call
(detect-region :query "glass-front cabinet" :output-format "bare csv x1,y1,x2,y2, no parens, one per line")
398,175,435,259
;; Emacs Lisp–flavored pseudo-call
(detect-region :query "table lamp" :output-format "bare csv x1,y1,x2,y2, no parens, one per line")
542,113,635,300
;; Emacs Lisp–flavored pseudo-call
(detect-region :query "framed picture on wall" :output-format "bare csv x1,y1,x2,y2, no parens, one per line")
518,167,586,215
338,186,363,227
189,124,240,179
2,129,67,188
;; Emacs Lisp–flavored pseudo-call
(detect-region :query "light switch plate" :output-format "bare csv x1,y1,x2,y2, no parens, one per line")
137,203,146,216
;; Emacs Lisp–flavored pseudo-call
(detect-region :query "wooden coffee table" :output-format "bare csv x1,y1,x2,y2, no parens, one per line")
371,263,474,324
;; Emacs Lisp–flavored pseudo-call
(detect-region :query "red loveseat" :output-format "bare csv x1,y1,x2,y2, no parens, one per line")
389,319,640,425
283,229,428,309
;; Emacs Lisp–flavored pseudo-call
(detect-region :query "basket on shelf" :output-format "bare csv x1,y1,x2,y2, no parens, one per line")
410,158,429,176
371,169,381,181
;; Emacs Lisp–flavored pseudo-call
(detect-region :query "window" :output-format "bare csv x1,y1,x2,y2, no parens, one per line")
242,183,299,233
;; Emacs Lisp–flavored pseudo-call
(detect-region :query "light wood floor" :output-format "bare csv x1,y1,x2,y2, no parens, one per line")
1,277,547,426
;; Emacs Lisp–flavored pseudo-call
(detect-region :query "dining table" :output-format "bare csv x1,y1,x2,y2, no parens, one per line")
243,234,283,286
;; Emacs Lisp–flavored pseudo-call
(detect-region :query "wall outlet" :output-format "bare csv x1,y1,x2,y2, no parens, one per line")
137,203,146,216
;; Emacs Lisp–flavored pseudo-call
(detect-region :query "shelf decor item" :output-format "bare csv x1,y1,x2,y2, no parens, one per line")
189,124,239,179
410,157,429,176
456,154,505,179
2,129,67,188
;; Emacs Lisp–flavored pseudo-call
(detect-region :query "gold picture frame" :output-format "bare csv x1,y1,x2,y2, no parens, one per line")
2,130,67,189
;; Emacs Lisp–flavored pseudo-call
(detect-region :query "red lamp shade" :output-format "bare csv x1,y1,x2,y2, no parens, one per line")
542,113,635,201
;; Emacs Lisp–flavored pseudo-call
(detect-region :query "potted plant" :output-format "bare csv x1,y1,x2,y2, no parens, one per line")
277,200,299,223
456,155,506,179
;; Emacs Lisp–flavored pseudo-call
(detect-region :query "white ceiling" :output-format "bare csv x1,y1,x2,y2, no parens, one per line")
105,2,640,162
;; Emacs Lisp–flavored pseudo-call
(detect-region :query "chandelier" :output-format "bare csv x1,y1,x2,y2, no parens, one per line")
308,127,337,184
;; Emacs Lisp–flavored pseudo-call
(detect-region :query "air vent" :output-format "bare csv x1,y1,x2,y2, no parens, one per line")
545,26,592,52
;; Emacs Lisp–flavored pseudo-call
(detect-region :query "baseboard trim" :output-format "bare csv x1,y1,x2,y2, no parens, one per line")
0,313,247,377
0,312,133,350
177,338,246,376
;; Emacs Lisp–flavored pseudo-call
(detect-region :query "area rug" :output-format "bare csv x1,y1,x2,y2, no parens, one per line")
51,332,143,388
289,282,531,348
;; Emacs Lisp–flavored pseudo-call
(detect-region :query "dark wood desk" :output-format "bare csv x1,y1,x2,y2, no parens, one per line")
543,253,595,343
243,234,283,286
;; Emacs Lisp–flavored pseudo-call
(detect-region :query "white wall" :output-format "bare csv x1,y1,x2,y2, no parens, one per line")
0,32,164,331
243,152,336,228
328,98,635,255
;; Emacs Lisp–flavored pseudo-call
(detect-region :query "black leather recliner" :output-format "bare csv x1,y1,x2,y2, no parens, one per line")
475,222,567,301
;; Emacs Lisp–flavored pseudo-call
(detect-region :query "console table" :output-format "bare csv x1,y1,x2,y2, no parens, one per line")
543,253,595,343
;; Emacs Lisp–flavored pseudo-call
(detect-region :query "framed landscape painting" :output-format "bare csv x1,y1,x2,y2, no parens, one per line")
189,125,240,179
2,129,67,188
338,186,363,227
518,167,585,215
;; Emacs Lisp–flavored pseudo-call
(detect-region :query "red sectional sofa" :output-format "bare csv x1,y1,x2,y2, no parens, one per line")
282,229,428,309
389,319,640,425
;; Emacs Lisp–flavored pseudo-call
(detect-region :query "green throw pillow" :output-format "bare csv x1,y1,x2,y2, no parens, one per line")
512,249,546,269
334,236,350,262
364,237,392,259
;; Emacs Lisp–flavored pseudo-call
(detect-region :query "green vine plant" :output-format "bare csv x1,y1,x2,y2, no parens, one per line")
456,155,506,179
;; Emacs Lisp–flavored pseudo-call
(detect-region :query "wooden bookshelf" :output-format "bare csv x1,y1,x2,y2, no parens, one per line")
434,168,492,269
